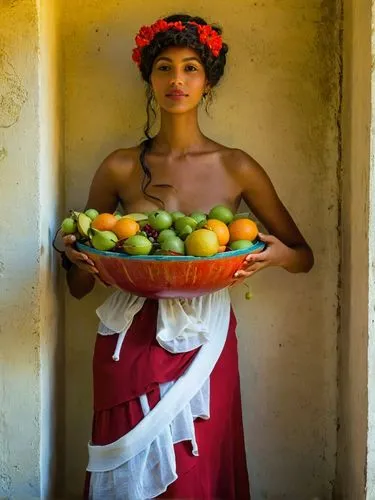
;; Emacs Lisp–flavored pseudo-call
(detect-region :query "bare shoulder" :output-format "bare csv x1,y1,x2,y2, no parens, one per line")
218,146,266,178
96,146,140,178
220,147,258,170
86,146,141,212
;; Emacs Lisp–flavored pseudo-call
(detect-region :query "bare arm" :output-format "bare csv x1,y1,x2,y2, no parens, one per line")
65,150,129,299
235,152,314,275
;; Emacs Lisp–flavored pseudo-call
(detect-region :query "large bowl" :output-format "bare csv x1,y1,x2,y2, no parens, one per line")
77,241,265,299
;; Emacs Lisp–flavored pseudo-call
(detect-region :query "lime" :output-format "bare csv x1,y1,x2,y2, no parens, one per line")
229,240,255,251
61,217,77,234
84,208,99,221
208,205,234,225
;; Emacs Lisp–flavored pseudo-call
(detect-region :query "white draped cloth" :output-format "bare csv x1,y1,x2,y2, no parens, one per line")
88,288,231,500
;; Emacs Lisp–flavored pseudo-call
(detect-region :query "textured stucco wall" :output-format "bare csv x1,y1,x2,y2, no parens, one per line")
337,0,371,498
0,1,42,497
62,1,341,498
0,0,63,498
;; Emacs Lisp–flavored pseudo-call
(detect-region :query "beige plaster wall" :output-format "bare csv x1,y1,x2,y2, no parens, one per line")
62,1,341,498
0,0,63,498
0,1,42,497
366,1,375,497
337,1,371,498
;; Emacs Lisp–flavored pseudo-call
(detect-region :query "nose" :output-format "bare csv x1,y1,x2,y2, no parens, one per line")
169,69,184,87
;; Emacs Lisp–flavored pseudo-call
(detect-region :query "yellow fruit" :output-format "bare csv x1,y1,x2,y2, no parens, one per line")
185,229,219,257
204,219,230,246
122,213,148,222
77,213,92,237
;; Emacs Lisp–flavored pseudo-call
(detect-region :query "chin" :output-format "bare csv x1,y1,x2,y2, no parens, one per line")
160,102,200,114
165,107,191,114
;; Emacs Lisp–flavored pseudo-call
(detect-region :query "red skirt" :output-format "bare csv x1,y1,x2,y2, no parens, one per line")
84,299,250,499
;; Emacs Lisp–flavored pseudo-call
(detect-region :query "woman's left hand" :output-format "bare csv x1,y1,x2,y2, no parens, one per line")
234,233,293,279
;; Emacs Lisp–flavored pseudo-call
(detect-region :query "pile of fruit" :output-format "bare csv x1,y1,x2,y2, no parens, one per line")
60,205,259,257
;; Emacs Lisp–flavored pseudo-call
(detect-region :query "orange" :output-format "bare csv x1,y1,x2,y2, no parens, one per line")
228,218,258,242
205,219,230,246
185,229,219,257
218,245,227,253
91,213,118,231
113,218,140,240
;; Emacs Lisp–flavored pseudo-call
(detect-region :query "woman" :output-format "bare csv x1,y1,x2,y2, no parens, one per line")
63,14,314,500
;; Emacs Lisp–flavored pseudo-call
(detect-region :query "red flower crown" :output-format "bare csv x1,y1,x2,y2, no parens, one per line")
132,19,223,67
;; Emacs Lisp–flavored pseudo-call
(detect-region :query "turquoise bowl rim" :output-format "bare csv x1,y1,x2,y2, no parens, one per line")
76,240,265,262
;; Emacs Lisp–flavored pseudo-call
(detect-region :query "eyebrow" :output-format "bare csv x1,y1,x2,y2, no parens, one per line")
155,56,201,64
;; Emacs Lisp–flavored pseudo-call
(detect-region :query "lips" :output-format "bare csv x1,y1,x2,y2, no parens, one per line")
166,89,187,97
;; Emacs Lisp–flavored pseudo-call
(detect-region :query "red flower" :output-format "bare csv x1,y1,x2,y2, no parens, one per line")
152,19,169,33
140,26,153,39
195,24,223,56
172,21,184,31
131,19,223,69
135,35,150,48
132,47,142,65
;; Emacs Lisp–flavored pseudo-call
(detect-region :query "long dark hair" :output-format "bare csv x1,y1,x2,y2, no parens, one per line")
137,14,229,207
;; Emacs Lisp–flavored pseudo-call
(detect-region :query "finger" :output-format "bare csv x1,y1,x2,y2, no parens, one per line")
234,269,257,279
245,251,268,264
66,249,95,267
77,253,95,266
241,264,260,274
235,262,266,278
63,234,77,245
76,262,99,274
258,232,276,244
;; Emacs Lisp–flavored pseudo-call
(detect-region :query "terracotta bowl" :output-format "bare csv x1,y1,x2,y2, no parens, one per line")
77,241,265,299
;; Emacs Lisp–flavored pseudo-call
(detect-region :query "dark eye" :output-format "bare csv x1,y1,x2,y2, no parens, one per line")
157,65,170,72
185,65,198,72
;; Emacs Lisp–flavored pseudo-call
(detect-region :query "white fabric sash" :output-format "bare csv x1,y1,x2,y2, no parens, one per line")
87,288,231,473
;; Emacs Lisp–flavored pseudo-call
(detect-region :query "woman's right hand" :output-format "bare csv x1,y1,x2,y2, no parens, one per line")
63,234,99,275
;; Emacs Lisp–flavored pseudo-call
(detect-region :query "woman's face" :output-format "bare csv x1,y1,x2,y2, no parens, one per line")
150,46,208,114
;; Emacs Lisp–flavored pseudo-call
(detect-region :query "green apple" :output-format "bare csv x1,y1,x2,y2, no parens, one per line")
174,216,197,234
61,217,77,234
190,212,207,224
208,205,234,224
158,229,177,244
171,211,185,222
84,208,99,221
229,240,254,251
160,236,185,255
148,211,173,231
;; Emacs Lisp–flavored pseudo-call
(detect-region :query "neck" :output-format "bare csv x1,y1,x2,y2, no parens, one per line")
153,109,206,155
